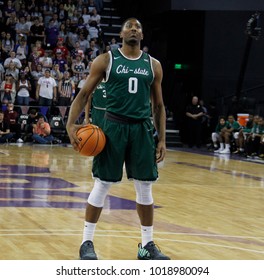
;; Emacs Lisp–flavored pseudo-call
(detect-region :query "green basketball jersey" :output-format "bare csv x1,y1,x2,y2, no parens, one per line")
92,82,107,110
105,49,154,120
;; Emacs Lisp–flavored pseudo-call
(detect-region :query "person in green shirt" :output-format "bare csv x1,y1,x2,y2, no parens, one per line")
66,17,169,260
218,115,241,154
212,115,228,152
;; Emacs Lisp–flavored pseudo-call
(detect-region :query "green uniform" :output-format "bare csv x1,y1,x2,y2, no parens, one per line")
92,49,157,182
91,82,106,128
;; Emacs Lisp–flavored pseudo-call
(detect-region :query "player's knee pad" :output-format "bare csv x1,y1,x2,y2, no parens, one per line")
134,180,153,205
87,180,112,207
233,132,239,139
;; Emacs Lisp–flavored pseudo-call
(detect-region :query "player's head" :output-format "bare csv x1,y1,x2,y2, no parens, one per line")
120,18,143,46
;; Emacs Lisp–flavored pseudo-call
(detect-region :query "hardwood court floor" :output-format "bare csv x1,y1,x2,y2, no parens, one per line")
0,143,264,260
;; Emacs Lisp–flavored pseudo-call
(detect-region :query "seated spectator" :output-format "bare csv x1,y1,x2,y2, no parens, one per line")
212,116,228,151
0,110,14,143
32,114,54,144
24,109,44,141
4,102,23,143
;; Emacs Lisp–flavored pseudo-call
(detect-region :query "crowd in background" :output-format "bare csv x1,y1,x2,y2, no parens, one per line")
0,0,122,144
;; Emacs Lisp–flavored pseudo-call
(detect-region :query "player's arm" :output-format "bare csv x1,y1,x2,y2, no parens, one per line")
66,53,109,151
84,94,93,124
150,58,166,163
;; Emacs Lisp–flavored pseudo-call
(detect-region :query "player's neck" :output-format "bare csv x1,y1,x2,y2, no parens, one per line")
120,45,141,58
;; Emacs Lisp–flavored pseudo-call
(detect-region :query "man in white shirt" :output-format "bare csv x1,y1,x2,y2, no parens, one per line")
36,69,57,106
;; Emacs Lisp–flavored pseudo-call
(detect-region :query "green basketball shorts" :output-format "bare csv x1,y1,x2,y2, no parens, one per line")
92,118,158,182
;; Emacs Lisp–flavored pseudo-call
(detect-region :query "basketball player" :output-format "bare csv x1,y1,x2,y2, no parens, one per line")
84,81,106,128
66,18,169,260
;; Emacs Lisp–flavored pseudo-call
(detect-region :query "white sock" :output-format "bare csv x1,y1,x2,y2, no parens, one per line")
220,143,224,149
141,225,153,247
225,144,230,149
82,221,97,244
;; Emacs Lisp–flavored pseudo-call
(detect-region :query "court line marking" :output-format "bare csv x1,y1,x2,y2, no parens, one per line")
1,229,264,240
1,232,263,255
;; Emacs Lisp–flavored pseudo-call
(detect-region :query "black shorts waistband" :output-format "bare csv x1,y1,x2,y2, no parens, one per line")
105,111,146,124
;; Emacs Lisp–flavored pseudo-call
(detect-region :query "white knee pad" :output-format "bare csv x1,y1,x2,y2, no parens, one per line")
87,180,112,207
134,180,153,205
212,132,219,143
233,132,239,139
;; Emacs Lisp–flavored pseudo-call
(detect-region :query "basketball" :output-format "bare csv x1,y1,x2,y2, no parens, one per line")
76,124,106,156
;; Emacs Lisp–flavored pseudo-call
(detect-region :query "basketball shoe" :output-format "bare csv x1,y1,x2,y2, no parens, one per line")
79,240,98,260
137,241,170,260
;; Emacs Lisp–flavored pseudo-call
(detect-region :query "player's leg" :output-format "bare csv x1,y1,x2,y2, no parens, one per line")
127,120,170,260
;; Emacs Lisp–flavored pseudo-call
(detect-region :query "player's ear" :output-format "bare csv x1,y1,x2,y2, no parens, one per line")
119,31,123,39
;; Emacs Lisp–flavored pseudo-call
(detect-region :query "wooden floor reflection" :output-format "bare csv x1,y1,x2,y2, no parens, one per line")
0,143,264,260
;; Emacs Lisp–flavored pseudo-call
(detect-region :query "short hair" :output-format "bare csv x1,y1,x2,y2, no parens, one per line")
121,17,142,31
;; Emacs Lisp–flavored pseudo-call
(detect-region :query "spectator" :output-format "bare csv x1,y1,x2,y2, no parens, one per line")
71,53,85,84
39,50,53,71
109,37,120,51
52,50,68,73
14,36,29,67
3,102,23,143
85,39,99,61
15,16,30,42
29,17,45,46
76,72,88,96
0,109,14,143
233,114,254,155
142,45,149,53
185,96,204,148
31,64,44,95
212,116,228,151
45,18,59,49
0,74,16,104
57,71,75,106
218,115,241,154
50,63,63,86
28,46,40,72
53,38,69,60
89,8,101,26
5,61,19,82
32,114,54,144
16,71,32,105
4,50,22,70
36,69,57,106
245,116,264,157
64,0,76,18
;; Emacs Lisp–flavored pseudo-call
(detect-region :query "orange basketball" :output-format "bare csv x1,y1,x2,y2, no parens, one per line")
76,124,106,156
